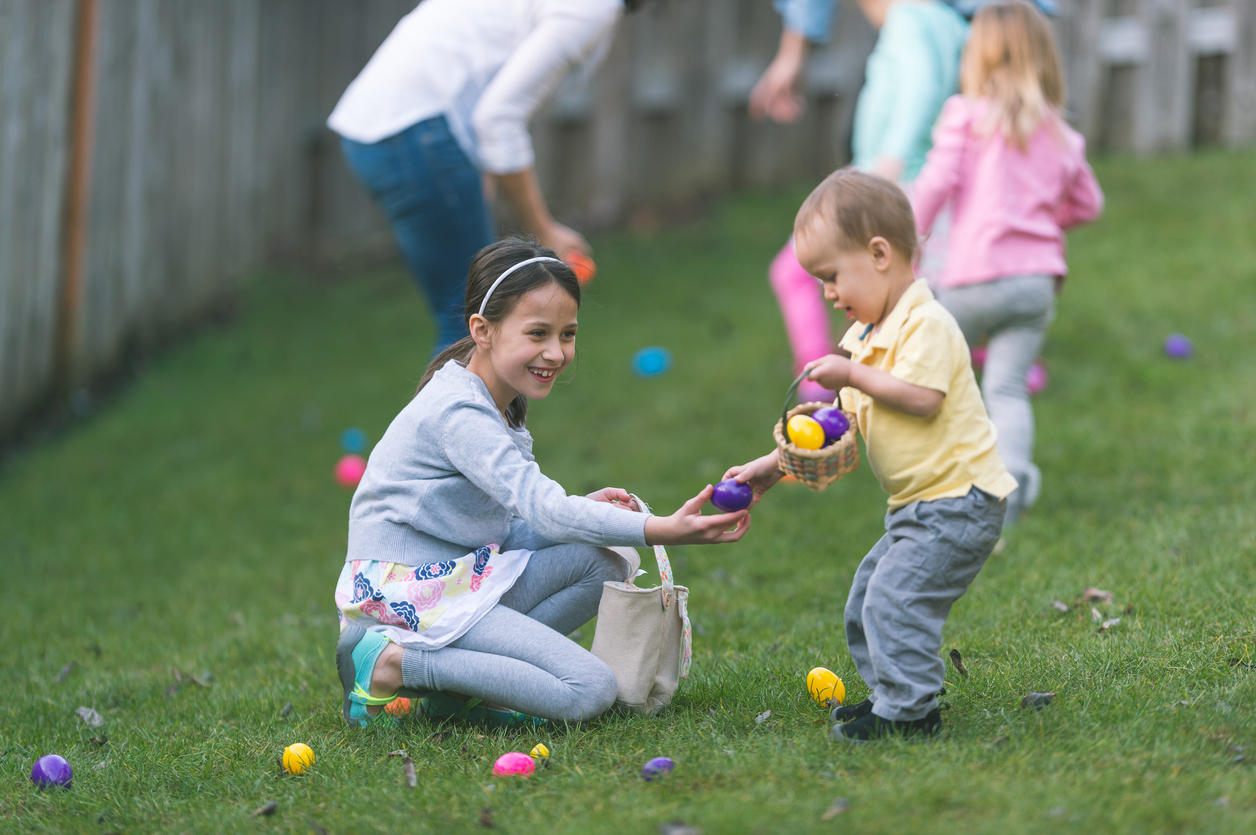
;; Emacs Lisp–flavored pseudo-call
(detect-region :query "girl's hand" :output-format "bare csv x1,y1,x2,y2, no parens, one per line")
643,485,751,546
723,451,784,501
803,355,853,392
586,487,639,511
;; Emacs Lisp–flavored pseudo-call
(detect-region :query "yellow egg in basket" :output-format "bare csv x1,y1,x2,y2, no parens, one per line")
786,415,826,450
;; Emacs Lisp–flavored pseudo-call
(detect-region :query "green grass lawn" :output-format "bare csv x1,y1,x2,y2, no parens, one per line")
2,150,1255,834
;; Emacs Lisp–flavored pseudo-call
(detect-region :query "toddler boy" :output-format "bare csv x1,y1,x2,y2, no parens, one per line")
727,168,1016,741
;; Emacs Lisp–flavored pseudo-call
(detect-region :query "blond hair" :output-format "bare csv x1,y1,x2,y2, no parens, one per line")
960,0,1065,150
796,168,917,261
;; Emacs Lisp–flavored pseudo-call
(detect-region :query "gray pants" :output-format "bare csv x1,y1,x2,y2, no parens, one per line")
845,488,1005,721
938,275,1056,525
399,543,625,723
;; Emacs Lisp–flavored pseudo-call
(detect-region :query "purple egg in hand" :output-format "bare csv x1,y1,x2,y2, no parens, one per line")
642,756,675,781
711,479,753,512
31,755,73,788
810,407,850,446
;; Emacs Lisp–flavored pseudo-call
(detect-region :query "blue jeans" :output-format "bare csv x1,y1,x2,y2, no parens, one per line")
340,117,493,354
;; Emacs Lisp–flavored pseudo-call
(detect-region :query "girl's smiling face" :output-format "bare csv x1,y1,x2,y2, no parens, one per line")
468,281,579,414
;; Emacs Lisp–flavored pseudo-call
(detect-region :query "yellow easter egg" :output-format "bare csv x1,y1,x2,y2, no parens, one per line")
282,743,315,775
530,743,550,760
807,667,845,706
787,415,826,450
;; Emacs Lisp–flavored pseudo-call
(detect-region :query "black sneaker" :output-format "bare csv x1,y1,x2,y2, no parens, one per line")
829,708,941,743
829,698,873,723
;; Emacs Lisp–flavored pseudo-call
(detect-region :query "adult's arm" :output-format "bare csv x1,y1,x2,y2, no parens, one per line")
870,9,949,181
749,0,838,123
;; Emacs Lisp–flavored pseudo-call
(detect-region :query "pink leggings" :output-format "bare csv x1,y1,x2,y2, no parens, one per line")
769,238,835,402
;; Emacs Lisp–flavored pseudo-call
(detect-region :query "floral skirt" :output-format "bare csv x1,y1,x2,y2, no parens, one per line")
334,545,531,650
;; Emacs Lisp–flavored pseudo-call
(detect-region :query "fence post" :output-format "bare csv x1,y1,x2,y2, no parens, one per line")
1231,0,1256,144
54,0,100,388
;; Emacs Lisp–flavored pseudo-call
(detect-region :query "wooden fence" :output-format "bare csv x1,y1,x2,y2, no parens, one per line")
1,0,1253,438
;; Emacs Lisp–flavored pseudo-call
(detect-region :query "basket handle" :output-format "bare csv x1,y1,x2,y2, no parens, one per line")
627,494,675,610
781,370,844,445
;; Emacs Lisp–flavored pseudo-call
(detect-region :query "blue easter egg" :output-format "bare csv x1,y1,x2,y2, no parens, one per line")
632,347,672,378
340,427,369,453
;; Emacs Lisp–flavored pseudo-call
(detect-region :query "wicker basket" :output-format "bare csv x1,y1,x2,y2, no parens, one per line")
773,371,859,492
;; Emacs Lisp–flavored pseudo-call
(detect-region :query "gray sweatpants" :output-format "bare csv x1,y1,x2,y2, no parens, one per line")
846,487,1005,722
399,543,626,722
938,275,1055,525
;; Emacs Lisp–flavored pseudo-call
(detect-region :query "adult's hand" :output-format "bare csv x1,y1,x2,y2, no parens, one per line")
749,28,809,123
540,221,590,257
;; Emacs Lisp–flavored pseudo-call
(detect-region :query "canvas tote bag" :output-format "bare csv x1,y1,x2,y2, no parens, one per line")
591,496,692,716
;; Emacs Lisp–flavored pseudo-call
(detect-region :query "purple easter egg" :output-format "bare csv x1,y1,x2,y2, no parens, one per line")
641,756,675,781
1164,333,1193,359
31,755,73,788
711,479,753,512
811,407,850,445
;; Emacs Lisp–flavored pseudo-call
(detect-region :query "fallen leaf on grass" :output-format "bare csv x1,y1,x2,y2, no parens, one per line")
252,801,277,817
479,807,494,829
658,822,701,835
1022,692,1056,710
754,710,772,724
820,798,850,820
427,731,453,745
190,672,213,687
949,649,968,677
388,750,408,758
280,701,293,718
403,757,417,788
76,707,104,727
1051,601,1069,613
94,760,109,771
1083,588,1114,606
1098,618,1120,634
55,662,77,684
90,734,108,746
1091,607,1102,622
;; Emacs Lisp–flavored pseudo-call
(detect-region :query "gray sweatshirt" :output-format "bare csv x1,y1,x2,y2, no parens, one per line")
346,360,648,566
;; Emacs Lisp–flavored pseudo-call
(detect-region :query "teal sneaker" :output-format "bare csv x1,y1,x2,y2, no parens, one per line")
336,623,398,728
420,693,547,728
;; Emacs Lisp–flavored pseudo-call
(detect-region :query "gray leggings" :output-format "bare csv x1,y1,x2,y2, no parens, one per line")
938,275,1056,525
399,544,626,722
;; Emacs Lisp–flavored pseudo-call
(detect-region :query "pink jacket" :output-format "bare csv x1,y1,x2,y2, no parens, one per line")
912,95,1103,288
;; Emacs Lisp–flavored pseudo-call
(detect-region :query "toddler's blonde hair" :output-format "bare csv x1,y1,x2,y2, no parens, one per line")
960,0,1065,150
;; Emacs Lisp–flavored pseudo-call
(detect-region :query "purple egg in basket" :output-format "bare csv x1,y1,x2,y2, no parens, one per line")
641,756,675,781
810,407,850,446
31,755,73,788
711,479,753,512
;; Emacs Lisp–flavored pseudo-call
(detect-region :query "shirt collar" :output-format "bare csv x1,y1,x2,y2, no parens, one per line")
866,279,934,349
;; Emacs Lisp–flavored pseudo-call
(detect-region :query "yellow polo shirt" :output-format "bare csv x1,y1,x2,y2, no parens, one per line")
838,280,1017,509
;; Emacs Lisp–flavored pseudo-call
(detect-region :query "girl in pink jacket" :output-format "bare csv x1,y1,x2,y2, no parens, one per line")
913,0,1102,526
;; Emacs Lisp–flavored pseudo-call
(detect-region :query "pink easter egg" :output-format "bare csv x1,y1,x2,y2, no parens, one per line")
492,752,536,777
1026,361,1048,395
335,454,367,489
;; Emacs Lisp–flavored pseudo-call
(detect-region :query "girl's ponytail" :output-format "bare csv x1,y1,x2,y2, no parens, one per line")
416,336,476,396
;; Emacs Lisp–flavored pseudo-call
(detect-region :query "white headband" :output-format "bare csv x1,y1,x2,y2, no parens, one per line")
477,256,565,317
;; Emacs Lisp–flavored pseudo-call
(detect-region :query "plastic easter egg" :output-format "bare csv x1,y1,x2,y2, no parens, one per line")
786,415,825,450
340,427,369,454
30,755,73,788
810,407,850,445
641,756,675,781
1025,361,1049,395
282,743,315,775
385,697,412,717
1164,333,1193,359
807,667,845,706
632,347,672,378
564,250,597,285
335,454,367,489
530,743,550,760
493,752,536,777
711,479,753,512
